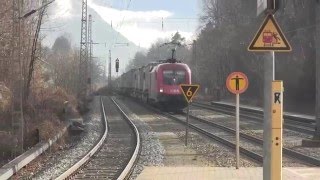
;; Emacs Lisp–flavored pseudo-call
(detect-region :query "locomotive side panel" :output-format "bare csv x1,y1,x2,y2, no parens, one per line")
133,69,139,97
148,66,158,102
138,67,144,99
127,69,135,96
142,65,150,102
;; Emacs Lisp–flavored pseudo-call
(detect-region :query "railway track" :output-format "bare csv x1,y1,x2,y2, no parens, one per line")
192,102,315,135
183,113,320,166
140,102,319,166
138,104,263,164
57,97,140,179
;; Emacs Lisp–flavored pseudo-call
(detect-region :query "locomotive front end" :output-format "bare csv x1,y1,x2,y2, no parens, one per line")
156,62,191,110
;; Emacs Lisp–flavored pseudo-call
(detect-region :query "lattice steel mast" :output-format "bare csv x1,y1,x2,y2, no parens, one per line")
78,0,88,101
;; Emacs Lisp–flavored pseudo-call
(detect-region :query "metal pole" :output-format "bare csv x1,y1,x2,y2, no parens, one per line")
108,49,112,87
193,40,197,83
88,14,92,94
185,103,190,146
236,93,240,169
18,0,24,153
315,3,320,140
263,51,275,180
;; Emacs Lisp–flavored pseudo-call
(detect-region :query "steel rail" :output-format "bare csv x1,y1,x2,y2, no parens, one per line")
188,114,320,166
56,97,108,180
57,97,140,179
163,112,263,163
193,102,315,135
0,122,71,180
208,101,315,124
138,103,264,164
111,97,141,179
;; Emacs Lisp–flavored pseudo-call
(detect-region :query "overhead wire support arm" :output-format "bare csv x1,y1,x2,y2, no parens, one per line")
25,0,49,101
19,0,55,19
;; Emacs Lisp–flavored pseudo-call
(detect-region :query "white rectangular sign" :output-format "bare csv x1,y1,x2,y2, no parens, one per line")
257,0,267,16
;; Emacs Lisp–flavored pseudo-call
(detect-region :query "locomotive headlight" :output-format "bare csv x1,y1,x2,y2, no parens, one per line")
160,88,163,93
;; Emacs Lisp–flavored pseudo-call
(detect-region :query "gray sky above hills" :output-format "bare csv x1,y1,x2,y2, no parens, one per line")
42,0,199,74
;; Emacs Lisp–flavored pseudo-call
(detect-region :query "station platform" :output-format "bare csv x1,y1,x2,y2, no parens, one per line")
136,167,320,180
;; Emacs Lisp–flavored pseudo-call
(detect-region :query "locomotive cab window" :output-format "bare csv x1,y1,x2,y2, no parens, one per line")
163,70,186,85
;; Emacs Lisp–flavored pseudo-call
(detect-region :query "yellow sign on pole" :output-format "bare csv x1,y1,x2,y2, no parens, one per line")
248,14,291,52
271,80,283,180
179,84,200,103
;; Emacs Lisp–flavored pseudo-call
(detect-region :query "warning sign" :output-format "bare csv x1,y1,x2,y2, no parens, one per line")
226,72,249,94
248,14,291,52
180,84,200,103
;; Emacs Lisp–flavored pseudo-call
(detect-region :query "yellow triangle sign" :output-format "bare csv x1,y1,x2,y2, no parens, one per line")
248,14,291,52
179,84,200,103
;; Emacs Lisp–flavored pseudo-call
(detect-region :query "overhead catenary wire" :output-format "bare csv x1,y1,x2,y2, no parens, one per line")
112,0,133,47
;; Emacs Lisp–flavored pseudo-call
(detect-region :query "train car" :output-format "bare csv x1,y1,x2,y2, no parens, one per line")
119,58,191,111
119,69,135,95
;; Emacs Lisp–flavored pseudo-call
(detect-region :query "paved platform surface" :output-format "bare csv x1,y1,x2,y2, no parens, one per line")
137,167,320,180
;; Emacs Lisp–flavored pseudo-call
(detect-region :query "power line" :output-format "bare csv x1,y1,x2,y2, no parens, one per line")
113,0,132,47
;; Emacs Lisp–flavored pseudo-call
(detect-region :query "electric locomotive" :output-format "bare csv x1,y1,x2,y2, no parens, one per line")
119,58,191,110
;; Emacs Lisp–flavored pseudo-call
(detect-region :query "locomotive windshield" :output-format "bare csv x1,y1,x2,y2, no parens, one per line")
163,70,186,85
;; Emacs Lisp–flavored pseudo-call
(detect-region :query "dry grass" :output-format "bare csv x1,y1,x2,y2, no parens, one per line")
0,84,79,155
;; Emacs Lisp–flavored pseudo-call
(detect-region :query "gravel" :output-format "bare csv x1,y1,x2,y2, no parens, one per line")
189,106,317,166
115,97,165,179
14,96,104,179
116,97,260,178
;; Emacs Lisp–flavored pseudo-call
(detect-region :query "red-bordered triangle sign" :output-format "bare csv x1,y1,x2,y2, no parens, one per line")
248,14,291,52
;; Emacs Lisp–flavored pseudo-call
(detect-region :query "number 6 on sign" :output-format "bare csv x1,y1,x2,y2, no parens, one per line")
186,87,193,97
180,84,200,103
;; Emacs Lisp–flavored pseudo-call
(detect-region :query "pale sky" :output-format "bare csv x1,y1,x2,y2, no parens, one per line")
49,0,199,48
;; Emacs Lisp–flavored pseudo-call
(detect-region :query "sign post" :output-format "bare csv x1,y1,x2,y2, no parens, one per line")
271,81,283,180
180,84,200,146
257,0,267,16
226,72,249,169
248,10,291,180
236,93,240,168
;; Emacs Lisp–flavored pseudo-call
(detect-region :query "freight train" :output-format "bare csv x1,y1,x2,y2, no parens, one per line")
118,58,191,110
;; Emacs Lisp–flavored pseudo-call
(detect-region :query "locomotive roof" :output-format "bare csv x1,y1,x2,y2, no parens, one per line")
123,58,186,74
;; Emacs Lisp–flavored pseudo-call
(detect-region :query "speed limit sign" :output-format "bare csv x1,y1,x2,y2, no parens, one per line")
179,84,200,146
179,84,200,103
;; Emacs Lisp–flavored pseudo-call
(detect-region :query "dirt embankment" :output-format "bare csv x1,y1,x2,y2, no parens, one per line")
0,83,79,164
